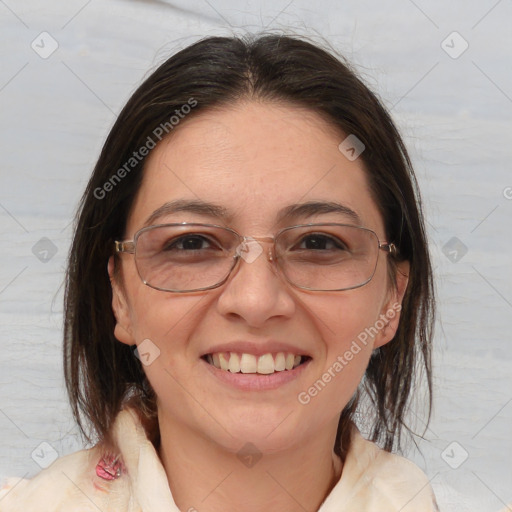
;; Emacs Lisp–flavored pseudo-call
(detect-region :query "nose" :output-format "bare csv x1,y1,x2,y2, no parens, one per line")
215,238,296,327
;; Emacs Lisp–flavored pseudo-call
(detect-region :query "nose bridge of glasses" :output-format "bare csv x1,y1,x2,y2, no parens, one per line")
244,235,275,244
235,235,275,263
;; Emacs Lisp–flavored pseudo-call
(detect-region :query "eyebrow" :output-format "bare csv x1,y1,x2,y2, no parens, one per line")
144,199,229,227
278,201,361,225
143,199,361,227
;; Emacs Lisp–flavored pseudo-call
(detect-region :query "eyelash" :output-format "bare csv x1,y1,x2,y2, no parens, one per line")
163,233,350,252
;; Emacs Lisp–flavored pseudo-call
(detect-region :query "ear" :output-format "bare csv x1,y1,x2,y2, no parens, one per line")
373,260,410,349
108,256,136,346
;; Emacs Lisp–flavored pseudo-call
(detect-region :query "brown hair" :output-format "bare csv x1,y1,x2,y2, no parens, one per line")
64,33,434,457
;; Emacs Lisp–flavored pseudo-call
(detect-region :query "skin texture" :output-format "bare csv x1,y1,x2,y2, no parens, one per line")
109,101,409,512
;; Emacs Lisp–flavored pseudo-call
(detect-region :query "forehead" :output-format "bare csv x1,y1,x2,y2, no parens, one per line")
127,101,385,235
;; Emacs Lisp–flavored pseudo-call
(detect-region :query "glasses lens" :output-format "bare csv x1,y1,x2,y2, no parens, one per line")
132,223,381,292
134,224,238,291
276,224,380,291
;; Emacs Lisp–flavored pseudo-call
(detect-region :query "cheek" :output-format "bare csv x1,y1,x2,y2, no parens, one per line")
300,287,387,407
314,287,385,353
127,290,208,398
129,290,203,346
120,262,205,371
121,257,192,337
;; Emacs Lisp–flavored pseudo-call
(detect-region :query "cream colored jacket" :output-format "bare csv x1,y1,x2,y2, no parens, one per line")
0,408,440,511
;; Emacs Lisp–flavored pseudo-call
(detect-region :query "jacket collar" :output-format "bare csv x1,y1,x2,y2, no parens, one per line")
108,407,437,511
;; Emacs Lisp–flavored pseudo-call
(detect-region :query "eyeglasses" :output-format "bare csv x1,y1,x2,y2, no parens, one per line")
114,222,397,293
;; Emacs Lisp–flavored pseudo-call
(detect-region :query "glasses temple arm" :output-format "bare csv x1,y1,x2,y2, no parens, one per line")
379,242,398,256
115,241,135,254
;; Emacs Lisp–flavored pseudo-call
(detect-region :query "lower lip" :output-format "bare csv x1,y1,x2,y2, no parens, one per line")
201,357,312,391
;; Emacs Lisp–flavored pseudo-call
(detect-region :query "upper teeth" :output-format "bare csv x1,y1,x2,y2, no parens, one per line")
206,352,303,374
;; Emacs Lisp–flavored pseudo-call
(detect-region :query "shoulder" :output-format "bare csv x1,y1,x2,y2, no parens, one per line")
0,408,170,512
0,442,131,511
364,443,439,511
0,446,132,511
328,425,439,512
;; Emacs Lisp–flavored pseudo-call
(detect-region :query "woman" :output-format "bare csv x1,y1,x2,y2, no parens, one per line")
0,34,439,511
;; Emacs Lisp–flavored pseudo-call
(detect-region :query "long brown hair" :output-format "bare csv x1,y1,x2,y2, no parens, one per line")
64,33,435,457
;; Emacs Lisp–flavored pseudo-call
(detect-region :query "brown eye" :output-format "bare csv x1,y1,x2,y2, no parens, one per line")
164,235,213,251
297,234,348,251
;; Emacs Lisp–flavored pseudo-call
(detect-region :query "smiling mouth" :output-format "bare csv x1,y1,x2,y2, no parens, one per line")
202,352,311,375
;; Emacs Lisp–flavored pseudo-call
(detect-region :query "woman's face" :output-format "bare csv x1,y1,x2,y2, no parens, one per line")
110,101,408,453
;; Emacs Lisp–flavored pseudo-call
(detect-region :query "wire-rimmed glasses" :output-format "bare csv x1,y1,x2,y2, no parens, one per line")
114,222,397,293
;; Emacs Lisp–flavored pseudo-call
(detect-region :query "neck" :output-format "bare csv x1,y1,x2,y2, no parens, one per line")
157,412,343,512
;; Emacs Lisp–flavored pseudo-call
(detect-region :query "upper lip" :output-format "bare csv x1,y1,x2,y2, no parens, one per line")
201,341,312,358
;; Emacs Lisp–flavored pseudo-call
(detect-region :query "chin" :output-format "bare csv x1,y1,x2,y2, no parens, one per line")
210,406,309,453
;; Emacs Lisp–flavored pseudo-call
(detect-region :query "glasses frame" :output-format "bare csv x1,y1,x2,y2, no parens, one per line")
114,222,398,293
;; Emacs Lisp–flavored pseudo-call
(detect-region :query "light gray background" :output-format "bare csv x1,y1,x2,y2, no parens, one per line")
1,1,511,510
